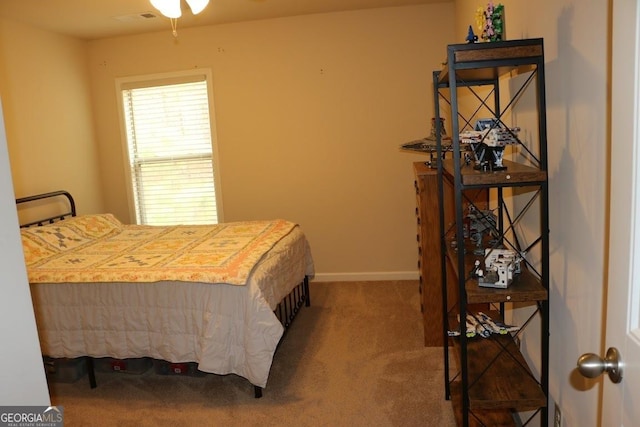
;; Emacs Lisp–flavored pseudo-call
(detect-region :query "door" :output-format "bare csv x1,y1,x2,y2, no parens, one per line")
600,0,640,424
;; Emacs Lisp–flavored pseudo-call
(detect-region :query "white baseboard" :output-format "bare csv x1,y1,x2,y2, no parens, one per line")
311,271,419,282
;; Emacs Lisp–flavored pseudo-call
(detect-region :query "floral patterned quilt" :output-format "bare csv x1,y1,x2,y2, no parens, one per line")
21,214,297,285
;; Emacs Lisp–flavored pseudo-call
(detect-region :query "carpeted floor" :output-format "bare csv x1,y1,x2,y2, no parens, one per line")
47,280,456,426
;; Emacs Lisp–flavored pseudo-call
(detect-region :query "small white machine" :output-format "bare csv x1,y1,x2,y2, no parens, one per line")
476,248,522,289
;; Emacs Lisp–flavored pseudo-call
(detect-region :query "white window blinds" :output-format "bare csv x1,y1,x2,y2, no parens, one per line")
122,78,219,225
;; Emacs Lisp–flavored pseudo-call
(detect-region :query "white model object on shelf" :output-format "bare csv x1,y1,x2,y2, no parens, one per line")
472,248,523,289
459,118,521,171
448,312,520,338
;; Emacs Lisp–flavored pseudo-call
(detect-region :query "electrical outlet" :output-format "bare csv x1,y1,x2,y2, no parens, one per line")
554,403,562,427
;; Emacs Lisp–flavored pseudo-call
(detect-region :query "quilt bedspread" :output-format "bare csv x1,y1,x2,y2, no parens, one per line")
21,214,298,285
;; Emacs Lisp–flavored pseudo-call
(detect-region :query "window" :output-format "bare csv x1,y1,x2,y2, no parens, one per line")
118,72,221,225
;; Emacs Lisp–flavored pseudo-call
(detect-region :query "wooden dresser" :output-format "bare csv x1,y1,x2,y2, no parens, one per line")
414,161,487,346
414,161,452,346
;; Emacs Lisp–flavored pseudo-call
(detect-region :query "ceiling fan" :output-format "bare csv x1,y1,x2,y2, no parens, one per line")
150,0,210,36
150,0,210,18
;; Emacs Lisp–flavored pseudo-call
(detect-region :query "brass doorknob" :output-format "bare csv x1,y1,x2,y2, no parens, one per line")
577,347,623,383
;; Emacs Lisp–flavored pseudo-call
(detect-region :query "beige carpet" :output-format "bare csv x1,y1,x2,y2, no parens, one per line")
47,281,456,426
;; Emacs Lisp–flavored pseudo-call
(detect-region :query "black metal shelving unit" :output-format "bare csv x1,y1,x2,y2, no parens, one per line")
433,38,549,427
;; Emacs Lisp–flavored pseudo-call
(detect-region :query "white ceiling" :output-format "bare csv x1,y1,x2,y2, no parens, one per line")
0,0,449,40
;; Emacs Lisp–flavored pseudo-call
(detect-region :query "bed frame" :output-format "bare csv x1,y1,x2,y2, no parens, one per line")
16,190,310,398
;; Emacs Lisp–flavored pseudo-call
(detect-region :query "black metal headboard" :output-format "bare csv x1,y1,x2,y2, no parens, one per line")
15,190,76,228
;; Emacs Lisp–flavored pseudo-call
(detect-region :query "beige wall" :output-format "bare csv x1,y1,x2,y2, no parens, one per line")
0,5,457,278
454,1,609,426
0,19,103,220
87,4,456,278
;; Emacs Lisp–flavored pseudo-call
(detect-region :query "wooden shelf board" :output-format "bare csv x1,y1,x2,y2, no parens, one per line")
443,159,547,187
445,246,548,304
437,38,544,85
450,383,516,427
454,43,542,65
449,327,547,411
466,268,548,304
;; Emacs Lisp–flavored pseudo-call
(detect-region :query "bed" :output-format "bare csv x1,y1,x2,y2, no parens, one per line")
16,190,314,398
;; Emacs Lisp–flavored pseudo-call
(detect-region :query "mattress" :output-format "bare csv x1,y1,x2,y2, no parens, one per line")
25,216,314,388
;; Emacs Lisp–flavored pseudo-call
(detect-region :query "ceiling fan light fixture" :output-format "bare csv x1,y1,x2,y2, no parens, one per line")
150,0,210,37
150,0,209,18
150,0,182,19
186,0,210,15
